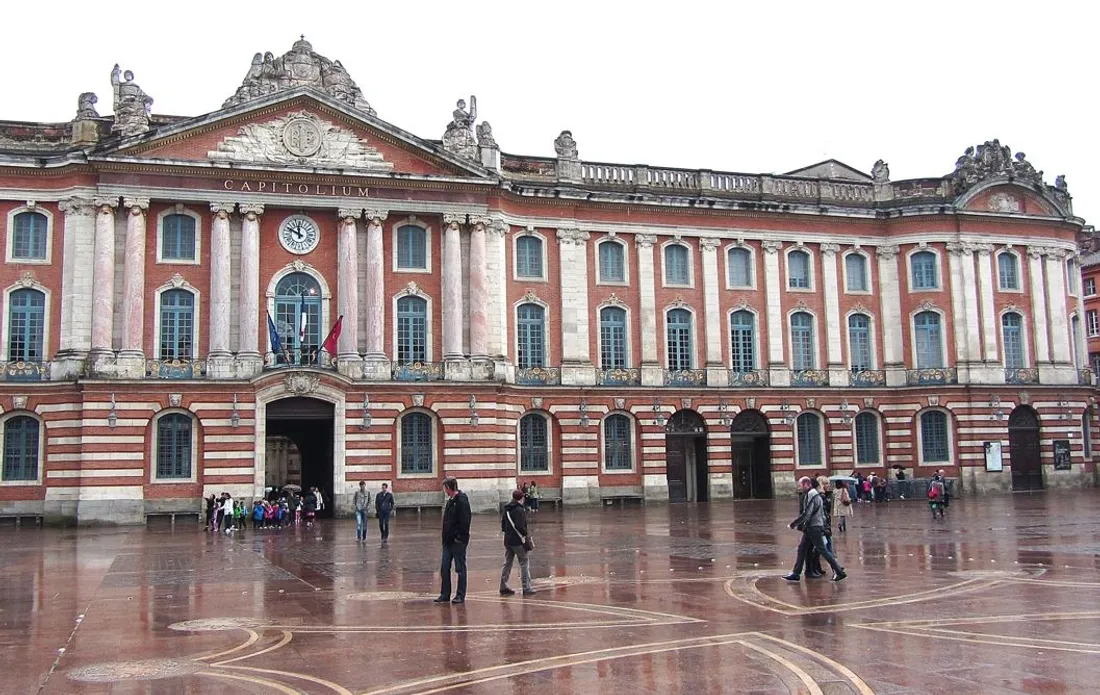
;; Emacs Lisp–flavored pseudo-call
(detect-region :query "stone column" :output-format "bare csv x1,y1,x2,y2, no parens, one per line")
336,207,362,378
469,216,491,366
876,245,905,386
1045,248,1072,364
974,244,1001,383
486,219,509,377
237,203,264,377
442,214,467,377
821,243,847,386
362,210,389,380
636,234,661,386
700,237,725,386
207,202,235,377
1027,246,1051,364
117,197,149,377
53,197,95,379
89,197,118,368
557,228,594,385
762,241,788,386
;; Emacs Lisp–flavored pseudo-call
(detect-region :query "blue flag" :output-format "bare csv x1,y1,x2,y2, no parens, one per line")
266,311,281,355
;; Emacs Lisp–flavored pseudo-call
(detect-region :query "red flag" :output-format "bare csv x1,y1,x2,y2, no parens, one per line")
321,315,343,355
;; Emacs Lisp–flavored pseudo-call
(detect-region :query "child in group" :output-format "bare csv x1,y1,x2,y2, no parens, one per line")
263,500,276,529
252,500,264,530
295,499,302,526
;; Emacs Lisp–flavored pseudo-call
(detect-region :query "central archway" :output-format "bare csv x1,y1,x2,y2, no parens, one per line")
730,409,772,499
265,397,335,514
665,410,708,503
1009,405,1043,491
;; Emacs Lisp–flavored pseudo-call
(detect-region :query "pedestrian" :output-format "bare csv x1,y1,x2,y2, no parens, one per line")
784,477,847,582
928,476,947,519
861,475,872,502
354,481,372,542
304,488,317,527
527,481,540,514
204,494,217,530
833,481,853,533
252,499,264,530
934,469,951,512
434,477,472,605
500,489,536,596
375,483,395,542
221,493,235,535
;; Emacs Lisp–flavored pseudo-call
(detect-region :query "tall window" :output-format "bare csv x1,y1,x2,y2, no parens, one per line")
788,250,811,289
848,314,872,371
796,412,822,466
400,412,433,474
730,310,755,373
12,211,48,260
519,414,549,472
396,225,427,270
2,416,39,481
1068,259,1080,294
1072,315,1082,369
161,213,196,261
516,236,543,278
599,306,627,369
1085,277,1096,297
664,245,690,285
396,296,428,364
910,251,938,290
599,241,625,283
998,253,1020,290
790,311,815,370
274,273,321,363
156,413,192,479
920,410,949,463
845,253,868,292
516,303,546,369
1088,310,1100,338
666,309,693,370
854,412,880,465
603,414,632,471
914,311,943,369
728,247,752,287
159,290,195,360
7,288,45,362
1002,312,1025,368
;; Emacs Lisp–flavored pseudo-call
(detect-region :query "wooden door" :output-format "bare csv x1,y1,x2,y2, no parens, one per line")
732,441,754,499
1009,407,1043,491
666,436,688,502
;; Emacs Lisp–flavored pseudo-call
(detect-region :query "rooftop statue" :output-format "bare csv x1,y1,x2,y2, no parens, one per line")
951,139,1045,193
554,130,578,159
442,96,478,161
74,92,100,120
871,159,890,184
110,65,153,137
476,121,497,149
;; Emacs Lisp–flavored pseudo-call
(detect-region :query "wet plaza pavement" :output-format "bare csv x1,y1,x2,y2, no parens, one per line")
3,491,1100,694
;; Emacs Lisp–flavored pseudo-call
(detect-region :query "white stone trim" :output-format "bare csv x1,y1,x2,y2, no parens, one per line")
516,410,554,475
663,302,698,370
794,410,827,469
784,244,816,292
600,410,637,474
851,409,884,467
841,248,873,294
915,407,954,468
391,216,432,274
5,204,53,264
1,278,51,363
995,248,1024,293
511,229,548,282
252,379,346,497
395,408,439,479
786,306,821,370
999,307,1031,368
513,294,552,367
152,278,202,360
150,408,199,483
723,242,757,290
908,305,949,369
906,245,944,292
0,410,44,485
155,205,203,265
660,239,695,288
391,286,435,363
844,309,879,370
595,236,630,286
726,306,760,371
595,299,634,369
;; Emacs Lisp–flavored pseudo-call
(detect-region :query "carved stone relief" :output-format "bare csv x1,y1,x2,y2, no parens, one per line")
283,373,320,396
208,110,393,170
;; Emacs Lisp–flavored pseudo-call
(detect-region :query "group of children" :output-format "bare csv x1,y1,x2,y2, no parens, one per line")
205,488,321,534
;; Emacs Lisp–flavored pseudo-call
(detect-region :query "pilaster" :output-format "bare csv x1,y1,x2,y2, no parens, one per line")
362,210,389,379
486,219,509,379
1027,246,1051,364
876,245,905,386
973,244,1003,384
336,207,363,378
469,216,491,369
557,228,594,385
237,203,264,378
636,234,661,385
88,197,118,376
1044,247,1072,365
116,197,149,378
442,213,467,377
821,243,847,386
762,241,787,385
207,202,236,378
53,196,95,379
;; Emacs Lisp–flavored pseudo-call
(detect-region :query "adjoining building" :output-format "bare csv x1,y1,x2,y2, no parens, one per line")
0,39,1094,523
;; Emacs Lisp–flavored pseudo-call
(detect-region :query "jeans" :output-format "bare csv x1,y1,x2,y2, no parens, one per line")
439,540,468,600
792,526,842,576
355,510,368,540
500,545,532,592
378,512,391,540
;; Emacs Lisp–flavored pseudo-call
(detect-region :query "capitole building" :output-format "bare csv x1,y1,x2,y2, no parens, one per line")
0,38,1094,523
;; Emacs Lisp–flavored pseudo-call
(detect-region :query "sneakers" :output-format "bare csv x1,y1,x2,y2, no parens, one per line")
499,587,516,596
783,573,800,581
522,588,537,596
832,570,847,582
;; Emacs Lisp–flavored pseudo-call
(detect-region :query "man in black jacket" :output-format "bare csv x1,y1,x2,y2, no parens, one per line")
500,489,536,596
435,477,472,604
784,477,846,582
375,483,395,542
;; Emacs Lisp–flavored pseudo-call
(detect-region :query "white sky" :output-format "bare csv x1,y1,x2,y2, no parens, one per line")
6,0,1096,226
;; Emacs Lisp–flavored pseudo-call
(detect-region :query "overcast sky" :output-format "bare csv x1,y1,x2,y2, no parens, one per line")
7,1,1096,226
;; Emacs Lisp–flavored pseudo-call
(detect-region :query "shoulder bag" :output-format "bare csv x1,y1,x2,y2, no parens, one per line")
506,509,535,551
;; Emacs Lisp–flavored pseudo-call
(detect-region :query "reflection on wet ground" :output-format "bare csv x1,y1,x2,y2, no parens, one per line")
3,491,1100,693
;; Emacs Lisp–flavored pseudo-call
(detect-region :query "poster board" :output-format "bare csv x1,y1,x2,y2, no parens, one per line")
984,441,1003,472
1053,439,1072,471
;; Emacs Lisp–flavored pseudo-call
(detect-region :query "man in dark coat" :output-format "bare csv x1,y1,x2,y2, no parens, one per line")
500,489,536,596
375,483,395,542
435,477,472,604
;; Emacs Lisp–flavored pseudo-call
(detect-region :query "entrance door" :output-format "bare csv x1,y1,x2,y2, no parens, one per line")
666,436,688,502
665,410,708,503
730,410,772,499
1009,406,1043,491
266,396,335,513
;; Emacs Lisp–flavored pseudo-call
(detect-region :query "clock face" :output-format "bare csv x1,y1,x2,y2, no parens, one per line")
279,216,320,255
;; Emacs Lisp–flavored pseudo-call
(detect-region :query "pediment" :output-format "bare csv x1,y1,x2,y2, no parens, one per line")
960,183,1056,216
783,159,870,181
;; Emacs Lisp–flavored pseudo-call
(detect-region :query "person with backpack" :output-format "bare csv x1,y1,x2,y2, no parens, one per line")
499,489,536,596
928,477,946,519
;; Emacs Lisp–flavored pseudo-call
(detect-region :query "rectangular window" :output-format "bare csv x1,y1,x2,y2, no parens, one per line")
666,314,693,371
848,316,871,371
603,416,632,471
2,417,39,481
921,412,949,462
855,414,880,464
730,313,755,373
517,306,546,369
1088,310,1100,338
397,226,427,270
796,414,822,466
728,248,751,287
599,309,627,369
788,252,810,289
516,237,543,278
845,254,868,292
914,315,943,369
1085,277,1096,297
519,416,549,472
397,299,428,364
791,320,815,370
156,415,192,479
400,414,433,474
599,242,625,283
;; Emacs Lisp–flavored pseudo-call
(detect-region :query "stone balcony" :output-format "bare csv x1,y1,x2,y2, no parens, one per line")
906,368,959,386
849,369,886,387
790,369,830,387
728,369,770,387
1005,368,1039,385
516,367,561,386
391,362,444,382
0,360,49,382
664,369,707,387
596,368,641,386
146,358,207,379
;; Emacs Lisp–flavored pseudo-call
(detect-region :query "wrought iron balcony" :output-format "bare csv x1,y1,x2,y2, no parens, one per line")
790,369,830,387
1,360,48,382
263,350,336,371
392,361,444,382
663,369,707,386
728,369,769,387
517,367,561,386
850,369,886,387
1005,367,1039,385
596,368,641,386
906,368,958,386
146,358,206,379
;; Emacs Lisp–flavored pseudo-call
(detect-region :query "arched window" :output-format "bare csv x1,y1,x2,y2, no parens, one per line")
790,311,815,370
666,308,693,370
664,244,690,285
7,288,45,362
920,410,950,463
848,314,872,371
599,306,627,369
730,310,755,373
788,250,811,289
598,241,625,283
910,251,938,290
396,296,428,364
914,311,943,369
396,225,427,270
516,236,543,278
400,412,434,474
1002,312,1025,368
845,253,868,292
12,211,48,260
854,412,881,465
156,413,192,479
519,414,549,472
516,303,546,369
796,412,823,466
728,247,752,288
274,273,322,363
998,252,1020,291
2,415,40,481
603,414,632,471
161,213,196,261
159,290,195,360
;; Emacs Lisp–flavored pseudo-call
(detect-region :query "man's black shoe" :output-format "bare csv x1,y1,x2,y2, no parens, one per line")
451,597,465,604
522,589,537,596
783,573,800,581
433,596,449,603
832,570,847,582
499,587,515,596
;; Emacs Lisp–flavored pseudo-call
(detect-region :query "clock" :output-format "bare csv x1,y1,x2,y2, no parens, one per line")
278,215,320,255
